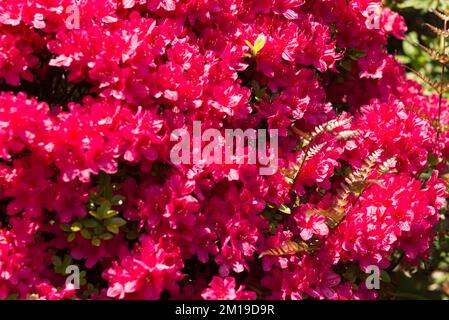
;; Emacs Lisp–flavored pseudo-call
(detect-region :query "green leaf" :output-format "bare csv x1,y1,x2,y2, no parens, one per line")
80,229,92,239
89,210,101,219
244,40,254,52
126,229,139,240
82,219,99,228
62,255,72,267
403,33,419,56
52,255,62,267
104,183,113,200
252,34,266,56
278,204,291,215
67,232,76,242
380,270,391,283
245,34,266,56
348,48,366,60
70,222,83,232
103,210,119,219
60,224,71,232
100,232,114,240
97,200,111,219
340,60,352,72
91,238,101,247
106,225,120,234
93,225,106,235
106,217,127,227
111,195,126,206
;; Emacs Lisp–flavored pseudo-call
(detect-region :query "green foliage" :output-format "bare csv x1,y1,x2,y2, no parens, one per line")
60,171,134,247
380,2,449,299
391,0,449,12
52,254,87,286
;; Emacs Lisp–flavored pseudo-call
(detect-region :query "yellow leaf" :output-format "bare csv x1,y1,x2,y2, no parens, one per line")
252,34,266,56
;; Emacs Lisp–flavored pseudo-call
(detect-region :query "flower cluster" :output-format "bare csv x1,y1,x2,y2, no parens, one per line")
0,0,448,300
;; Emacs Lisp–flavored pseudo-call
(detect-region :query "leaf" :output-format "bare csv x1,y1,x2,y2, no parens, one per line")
111,195,126,206
245,34,266,56
348,48,367,60
381,270,391,283
244,40,254,52
259,240,309,258
93,225,106,235
91,238,101,247
104,182,113,200
80,229,92,239
106,225,120,234
89,210,101,219
340,59,352,71
82,219,99,228
97,200,111,219
126,229,139,240
52,255,62,267
60,224,71,232
278,204,291,215
100,232,114,240
103,210,119,219
106,217,127,227
70,222,83,232
67,232,76,242
252,34,266,56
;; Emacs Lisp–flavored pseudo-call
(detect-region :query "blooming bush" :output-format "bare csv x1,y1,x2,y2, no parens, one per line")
0,0,448,300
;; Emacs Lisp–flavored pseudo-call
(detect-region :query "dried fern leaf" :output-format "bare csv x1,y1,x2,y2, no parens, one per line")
259,240,309,258
432,9,449,22
424,23,449,38
376,156,397,175
326,149,384,224
306,142,327,161
405,66,441,92
415,43,449,64
302,117,353,146
336,130,361,140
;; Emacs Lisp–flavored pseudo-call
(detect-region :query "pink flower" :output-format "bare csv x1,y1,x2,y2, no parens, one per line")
201,277,256,300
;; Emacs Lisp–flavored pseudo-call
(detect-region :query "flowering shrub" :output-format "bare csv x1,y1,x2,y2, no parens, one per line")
0,0,448,300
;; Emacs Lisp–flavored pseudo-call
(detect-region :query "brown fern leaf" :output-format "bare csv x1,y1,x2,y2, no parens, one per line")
416,43,447,62
313,208,342,223
259,240,309,258
336,130,361,140
330,183,352,223
347,149,383,186
302,117,353,146
305,142,327,161
325,149,383,224
406,66,441,92
432,9,449,22
425,23,449,38
376,156,397,175
415,43,449,64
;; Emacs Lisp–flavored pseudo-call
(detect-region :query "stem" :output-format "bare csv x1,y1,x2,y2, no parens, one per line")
310,186,366,255
437,17,447,141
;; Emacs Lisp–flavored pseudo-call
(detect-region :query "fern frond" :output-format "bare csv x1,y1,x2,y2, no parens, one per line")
347,149,383,184
306,142,327,161
302,117,353,146
405,66,441,92
259,240,309,258
432,9,449,22
415,43,449,64
425,23,449,38
376,156,397,175
312,208,342,223
336,130,361,140
324,149,383,224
